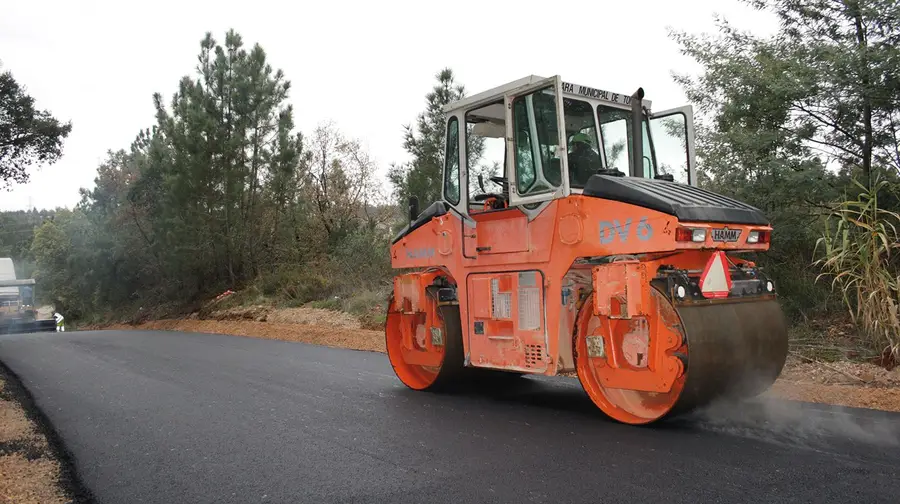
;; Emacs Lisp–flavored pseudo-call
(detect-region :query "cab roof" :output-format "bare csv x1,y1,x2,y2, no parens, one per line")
443,75,652,115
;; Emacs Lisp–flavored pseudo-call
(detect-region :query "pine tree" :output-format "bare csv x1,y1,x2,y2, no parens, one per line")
388,69,483,207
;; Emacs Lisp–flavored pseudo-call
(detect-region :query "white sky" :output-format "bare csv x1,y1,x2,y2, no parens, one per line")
0,0,777,211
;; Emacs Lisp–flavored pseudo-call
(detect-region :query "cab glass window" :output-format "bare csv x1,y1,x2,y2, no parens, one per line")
564,98,602,188
465,101,505,207
597,105,655,178
513,98,536,191
513,87,561,196
443,116,460,205
649,112,689,184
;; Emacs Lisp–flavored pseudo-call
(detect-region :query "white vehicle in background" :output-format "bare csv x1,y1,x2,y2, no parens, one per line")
0,258,57,334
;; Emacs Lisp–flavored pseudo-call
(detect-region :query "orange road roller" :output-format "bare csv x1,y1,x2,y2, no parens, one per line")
386,75,788,425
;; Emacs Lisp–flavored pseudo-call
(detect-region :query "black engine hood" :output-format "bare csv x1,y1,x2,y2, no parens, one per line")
582,175,769,226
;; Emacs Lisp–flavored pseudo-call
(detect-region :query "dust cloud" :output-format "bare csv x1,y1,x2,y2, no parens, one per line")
686,394,900,451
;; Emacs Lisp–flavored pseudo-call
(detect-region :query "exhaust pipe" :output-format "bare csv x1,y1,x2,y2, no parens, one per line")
630,87,645,178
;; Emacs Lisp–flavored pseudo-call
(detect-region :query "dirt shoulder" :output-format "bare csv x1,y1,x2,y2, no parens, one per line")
101,307,900,414
106,318,385,353
771,358,900,412
0,363,92,504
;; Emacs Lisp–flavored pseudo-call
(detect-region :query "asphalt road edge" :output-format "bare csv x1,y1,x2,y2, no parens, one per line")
0,358,96,504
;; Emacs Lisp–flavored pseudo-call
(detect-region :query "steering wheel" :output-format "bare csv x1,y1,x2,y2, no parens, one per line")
471,175,510,211
473,175,509,201
472,192,503,202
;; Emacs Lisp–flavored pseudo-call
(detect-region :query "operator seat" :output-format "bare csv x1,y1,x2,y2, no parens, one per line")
568,146,603,187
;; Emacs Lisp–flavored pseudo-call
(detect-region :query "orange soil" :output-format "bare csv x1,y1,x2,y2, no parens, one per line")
105,319,385,353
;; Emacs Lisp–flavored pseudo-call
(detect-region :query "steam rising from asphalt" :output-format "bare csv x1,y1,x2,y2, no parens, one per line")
676,341,900,450
687,394,900,450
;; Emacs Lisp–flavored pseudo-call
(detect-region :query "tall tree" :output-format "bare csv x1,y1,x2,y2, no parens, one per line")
389,68,483,207
0,68,72,186
304,122,383,248
756,0,900,186
146,30,303,288
671,0,900,189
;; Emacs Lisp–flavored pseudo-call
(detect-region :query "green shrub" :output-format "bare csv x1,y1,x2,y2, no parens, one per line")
258,272,284,297
328,228,393,293
255,265,335,304
341,289,389,329
307,298,342,311
281,272,332,303
359,308,386,330
279,297,307,308
342,289,389,316
758,253,836,321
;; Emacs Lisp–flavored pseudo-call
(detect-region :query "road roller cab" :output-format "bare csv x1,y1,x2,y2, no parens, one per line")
386,75,788,424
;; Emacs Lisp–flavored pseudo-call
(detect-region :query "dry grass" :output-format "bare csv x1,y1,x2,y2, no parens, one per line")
0,395,40,446
816,178,900,361
0,455,64,504
0,378,66,504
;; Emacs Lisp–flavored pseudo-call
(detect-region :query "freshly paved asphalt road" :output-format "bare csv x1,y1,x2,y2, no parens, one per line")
1,330,898,504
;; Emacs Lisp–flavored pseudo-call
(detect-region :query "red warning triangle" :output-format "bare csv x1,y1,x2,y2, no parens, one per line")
699,251,732,299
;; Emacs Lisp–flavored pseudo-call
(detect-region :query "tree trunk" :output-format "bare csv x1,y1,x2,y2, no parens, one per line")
853,4,873,188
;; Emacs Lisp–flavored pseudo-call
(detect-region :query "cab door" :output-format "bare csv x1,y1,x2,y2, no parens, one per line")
504,76,571,207
463,76,569,257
